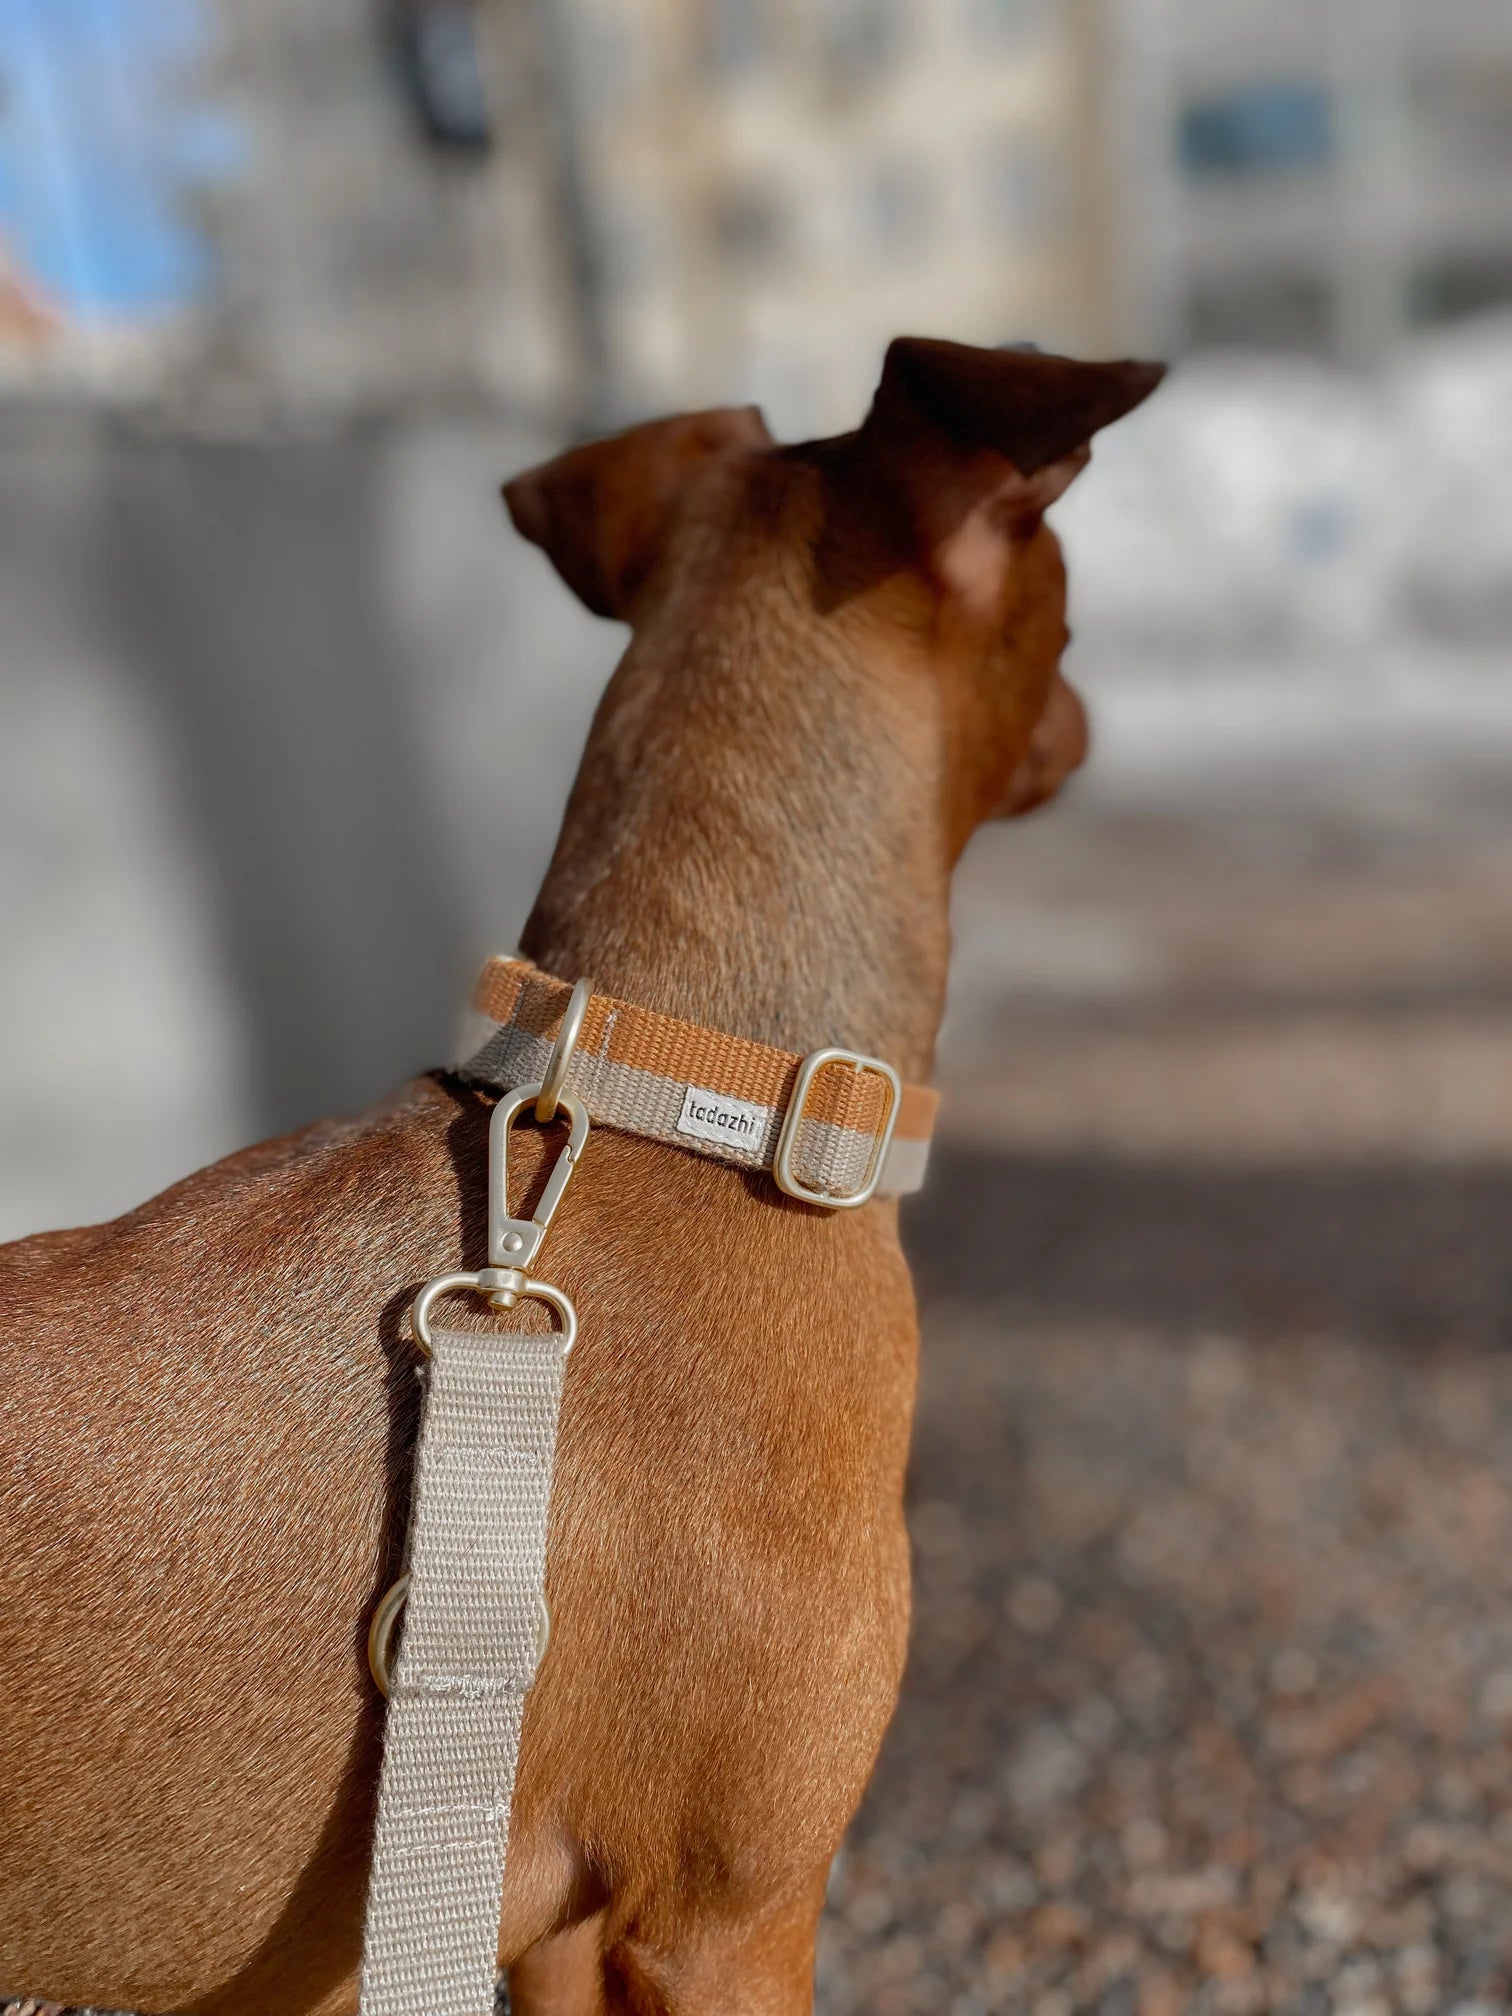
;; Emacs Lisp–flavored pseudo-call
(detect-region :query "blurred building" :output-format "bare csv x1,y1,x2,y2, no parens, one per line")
545,0,1114,430
0,0,1115,434
0,0,568,419
1111,0,1512,363
201,0,567,416
2,0,1511,429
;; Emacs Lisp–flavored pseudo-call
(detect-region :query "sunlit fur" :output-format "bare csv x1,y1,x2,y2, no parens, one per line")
0,339,1161,2016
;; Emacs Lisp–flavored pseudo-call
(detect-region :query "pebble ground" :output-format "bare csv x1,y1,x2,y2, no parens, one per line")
817,771,1512,2016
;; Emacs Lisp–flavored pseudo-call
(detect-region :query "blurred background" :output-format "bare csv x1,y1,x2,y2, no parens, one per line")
4,2,1512,2011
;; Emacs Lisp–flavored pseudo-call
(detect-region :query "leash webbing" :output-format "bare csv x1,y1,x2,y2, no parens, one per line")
358,1321,566,2016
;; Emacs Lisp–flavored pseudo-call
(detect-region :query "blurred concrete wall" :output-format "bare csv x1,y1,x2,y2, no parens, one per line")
0,409,618,1238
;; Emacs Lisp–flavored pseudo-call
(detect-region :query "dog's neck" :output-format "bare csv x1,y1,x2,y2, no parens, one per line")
518,614,953,1082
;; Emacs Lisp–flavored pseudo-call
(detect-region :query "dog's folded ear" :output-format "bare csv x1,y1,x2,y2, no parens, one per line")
852,337,1164,598
504,406,772,620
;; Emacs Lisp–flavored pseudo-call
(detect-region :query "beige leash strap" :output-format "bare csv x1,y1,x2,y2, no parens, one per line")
360,1052,588,2016
359,1318,568,2016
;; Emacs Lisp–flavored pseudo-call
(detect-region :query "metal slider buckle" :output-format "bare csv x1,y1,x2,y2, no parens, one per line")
773,1047,903,1210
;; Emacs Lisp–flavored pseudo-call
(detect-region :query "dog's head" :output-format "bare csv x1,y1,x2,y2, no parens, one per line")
505,337,1161,857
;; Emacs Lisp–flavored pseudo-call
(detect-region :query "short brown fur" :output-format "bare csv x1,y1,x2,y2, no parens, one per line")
0,338,1161,2016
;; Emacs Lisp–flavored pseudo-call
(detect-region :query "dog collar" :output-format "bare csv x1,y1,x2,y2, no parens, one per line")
457,956,938,1207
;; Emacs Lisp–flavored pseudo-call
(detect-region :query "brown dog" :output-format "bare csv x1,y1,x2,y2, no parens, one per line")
0,337,1161,2016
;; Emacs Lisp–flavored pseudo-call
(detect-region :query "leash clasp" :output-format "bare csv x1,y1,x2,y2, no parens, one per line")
484,1083,590,1307
485,979,593,1302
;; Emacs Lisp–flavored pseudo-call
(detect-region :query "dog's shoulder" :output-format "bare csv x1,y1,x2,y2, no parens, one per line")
0,1073,462,1332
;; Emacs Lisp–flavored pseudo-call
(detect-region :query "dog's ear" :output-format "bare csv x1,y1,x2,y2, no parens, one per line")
855,337,1164,601
504,405,772,619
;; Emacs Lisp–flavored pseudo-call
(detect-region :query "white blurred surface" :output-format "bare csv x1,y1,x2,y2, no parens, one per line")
0,434,251,1237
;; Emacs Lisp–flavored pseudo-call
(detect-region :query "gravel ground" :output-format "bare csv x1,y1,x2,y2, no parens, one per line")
819,1216,1512,2016
815,772,1512,2016
10,769,1512,2016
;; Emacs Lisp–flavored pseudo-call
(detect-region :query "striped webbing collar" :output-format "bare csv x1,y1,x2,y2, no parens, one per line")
458,956,938,1206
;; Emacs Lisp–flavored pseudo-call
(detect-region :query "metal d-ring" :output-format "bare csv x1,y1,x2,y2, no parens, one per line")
410,1270,579,1355
367,1572,552,1700
367,1572,411,1698
535,976,594,1124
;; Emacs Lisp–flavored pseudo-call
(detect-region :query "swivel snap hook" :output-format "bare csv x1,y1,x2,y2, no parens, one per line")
485,1084,590,1306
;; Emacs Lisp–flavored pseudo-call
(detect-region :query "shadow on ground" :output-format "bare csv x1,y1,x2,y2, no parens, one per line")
908,1144,1512,1351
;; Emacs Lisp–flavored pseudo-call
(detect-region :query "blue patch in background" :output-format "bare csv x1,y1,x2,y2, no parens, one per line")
0,0,245,318
1180,82,1335,182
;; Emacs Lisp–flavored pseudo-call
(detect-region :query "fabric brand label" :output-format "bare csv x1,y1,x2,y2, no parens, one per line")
676,1084,767,1148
